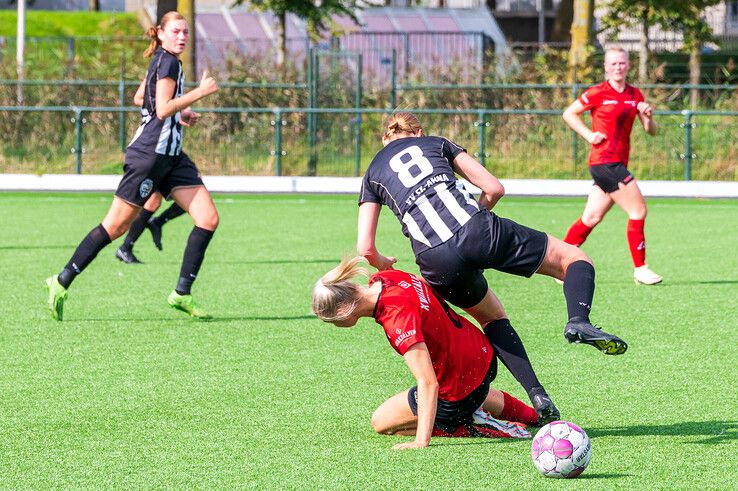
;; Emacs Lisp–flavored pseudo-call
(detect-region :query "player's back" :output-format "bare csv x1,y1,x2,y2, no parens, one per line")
371,269,492,401
360,136,481,254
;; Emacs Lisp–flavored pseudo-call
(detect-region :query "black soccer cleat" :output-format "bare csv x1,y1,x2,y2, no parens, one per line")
115,247,143,264
564,320,628,355
530,391,560,427
147,218,163,251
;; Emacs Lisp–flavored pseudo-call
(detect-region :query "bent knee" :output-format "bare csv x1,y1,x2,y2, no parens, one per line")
194,211,219,231
629,207,647,220
581,214,604,227
370,412,391,435
566,245,593,268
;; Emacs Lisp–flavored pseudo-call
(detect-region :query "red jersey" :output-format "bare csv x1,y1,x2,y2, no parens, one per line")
369,270,493,402
578,80,644,167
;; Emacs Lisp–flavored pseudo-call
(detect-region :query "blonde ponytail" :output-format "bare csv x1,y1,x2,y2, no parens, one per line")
383,112,422,140
312,257,368,322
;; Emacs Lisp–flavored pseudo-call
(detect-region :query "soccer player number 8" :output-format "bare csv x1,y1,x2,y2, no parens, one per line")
389,145,434,188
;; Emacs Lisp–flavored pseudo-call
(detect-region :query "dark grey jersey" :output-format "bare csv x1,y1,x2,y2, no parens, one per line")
128,47,184,156
359,136,481,254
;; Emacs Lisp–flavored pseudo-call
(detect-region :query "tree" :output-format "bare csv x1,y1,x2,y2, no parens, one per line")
600,0,663,84
657,0,721,108
235,0,363,67
568,0,594,82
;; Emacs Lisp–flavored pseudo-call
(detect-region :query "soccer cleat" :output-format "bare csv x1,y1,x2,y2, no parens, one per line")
634,265,662,285
45,275,68,321
471,408,531,438
564,320,628,355
167,290,212,320
530,393,561,427
147,218,163,251
115,247,142,264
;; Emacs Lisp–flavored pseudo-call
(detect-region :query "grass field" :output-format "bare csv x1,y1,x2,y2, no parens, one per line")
0,192,736,488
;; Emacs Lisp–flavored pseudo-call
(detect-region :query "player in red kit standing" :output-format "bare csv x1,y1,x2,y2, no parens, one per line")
562,47,662,285
312,257,540,450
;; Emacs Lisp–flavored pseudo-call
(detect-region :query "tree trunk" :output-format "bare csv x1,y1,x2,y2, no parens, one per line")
157,0,178,24
568,0,593,83
178,0,196,82
88,0,100,11
551,0,573,43
638,6,649,84
689,45,701,109
277,11,286,68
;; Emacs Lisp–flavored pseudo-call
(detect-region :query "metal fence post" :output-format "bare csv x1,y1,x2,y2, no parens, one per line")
354,54,363,177
571,82,579,171
272,108,284,176
119,79,126,152
476,109,488,167
72,107,84,174
390,49,397,109
680,110,694,181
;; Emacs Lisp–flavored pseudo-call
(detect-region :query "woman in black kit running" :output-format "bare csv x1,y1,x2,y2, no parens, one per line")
46,11,219,320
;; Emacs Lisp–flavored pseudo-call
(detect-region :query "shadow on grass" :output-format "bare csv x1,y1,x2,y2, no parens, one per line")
0,245,75,250
209,315,316,322
576,473,632,479
588,420,737,444
65,314,316,323
140,259,340,266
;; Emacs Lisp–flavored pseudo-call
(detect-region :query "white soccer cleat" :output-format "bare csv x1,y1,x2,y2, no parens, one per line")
634,265,663,285
471,408,531,439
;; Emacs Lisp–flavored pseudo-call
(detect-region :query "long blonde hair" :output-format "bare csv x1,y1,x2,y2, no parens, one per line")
312,257,369,322
383,112,422,140
144,11,186,58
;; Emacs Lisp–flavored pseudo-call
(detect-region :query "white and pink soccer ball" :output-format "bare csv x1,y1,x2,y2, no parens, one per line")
531,421,591,478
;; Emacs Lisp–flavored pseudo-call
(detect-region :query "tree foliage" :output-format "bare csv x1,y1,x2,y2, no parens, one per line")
234,0,365,66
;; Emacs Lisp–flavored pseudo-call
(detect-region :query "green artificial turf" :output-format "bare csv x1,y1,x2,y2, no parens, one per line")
0,192,736,488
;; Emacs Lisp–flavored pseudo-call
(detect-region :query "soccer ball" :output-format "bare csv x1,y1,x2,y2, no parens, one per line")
531,421,591,478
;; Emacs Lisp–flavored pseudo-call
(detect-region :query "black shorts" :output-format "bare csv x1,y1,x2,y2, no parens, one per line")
415,211,548,309
408,355,497,430
589,162,634,193
116,149,203,207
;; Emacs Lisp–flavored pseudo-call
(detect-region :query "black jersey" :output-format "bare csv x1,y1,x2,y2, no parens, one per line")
359,136,482,254
128,47,184,156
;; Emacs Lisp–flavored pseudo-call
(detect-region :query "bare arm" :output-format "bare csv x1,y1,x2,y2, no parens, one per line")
452,152,504,210
356,202,397,270
393,343,438,450
133,78,146,107
637,101,658,136
563,99,606,145
154,70,218,120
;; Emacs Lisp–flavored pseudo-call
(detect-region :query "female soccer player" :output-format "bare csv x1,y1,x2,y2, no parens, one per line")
45,11,218,320
562,47,662,285
115,192,185,264
312,258,538,449
357,112,629,421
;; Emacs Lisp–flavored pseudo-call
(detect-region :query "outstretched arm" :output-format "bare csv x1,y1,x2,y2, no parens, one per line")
393,343,438,450
452,152,504,210
563,99,606,145
357,202,397,270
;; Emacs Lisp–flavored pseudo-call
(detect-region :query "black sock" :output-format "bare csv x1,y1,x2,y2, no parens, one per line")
175,226,214,295
483,319,545,400
153,203,185,226
57,224,112,288
563,260,595,323
121,209,154,251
